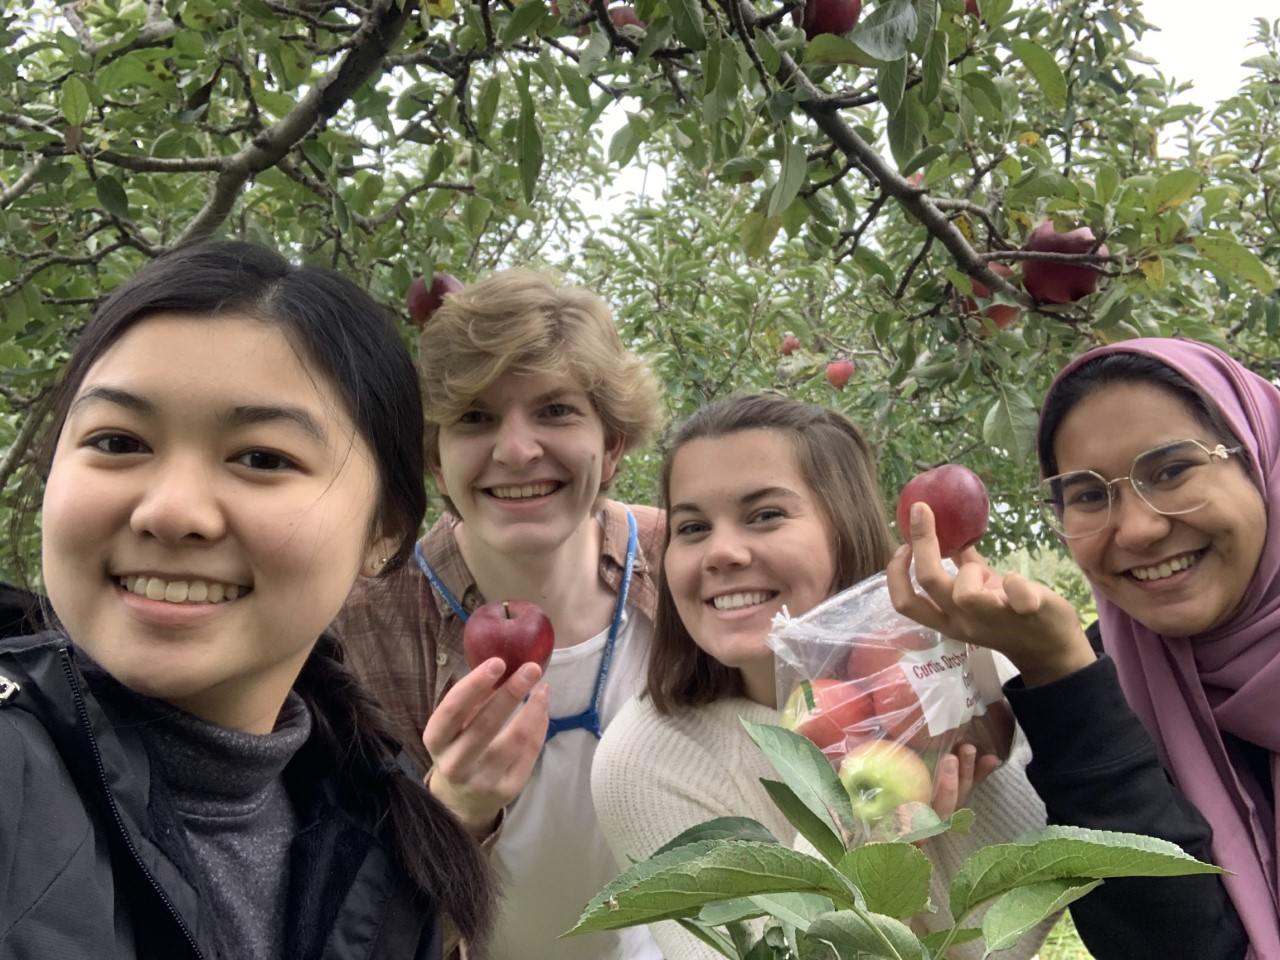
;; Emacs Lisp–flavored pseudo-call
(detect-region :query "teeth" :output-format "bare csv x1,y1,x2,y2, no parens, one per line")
490,483,556,500
122,575,247,604
713,592,772,610
1131,553,1199,582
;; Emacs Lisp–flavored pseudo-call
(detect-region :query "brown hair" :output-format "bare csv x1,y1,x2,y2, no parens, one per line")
646,393,896,714
417,268,661,512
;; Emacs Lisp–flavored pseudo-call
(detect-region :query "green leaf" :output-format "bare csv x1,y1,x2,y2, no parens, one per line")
877,56,907,117
981,388,1037,460
500,0,546,43
887,89,928,169
741,209,782,258
61,75,91,126
800,909,926,960
516,101,543,204
836,842,931,919
1009,39,1067,109
741,721,861,848
665,0,707,51
982,877,1102,950
801,34,879,66
950,826,1226,921
1150,168,1201,213
1096,163,1120,205
569,840,861,934
1194,234,1277,293
920,27,947,106
769,139,808,219
850,0,918,62
760,779,845,865
95,175,129,218
654,816,781,856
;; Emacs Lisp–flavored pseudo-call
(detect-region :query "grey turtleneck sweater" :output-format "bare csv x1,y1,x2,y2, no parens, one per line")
95,661,312,960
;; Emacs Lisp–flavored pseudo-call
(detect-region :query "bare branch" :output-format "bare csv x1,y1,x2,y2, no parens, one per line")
0,157,51,210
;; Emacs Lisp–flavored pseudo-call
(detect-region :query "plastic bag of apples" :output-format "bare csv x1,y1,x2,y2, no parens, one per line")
766,566,1015,837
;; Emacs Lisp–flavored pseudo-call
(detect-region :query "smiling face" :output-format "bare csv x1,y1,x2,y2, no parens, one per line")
41,313,387,733
432,371,623,560
1053,382,1266,637
663,430,838,705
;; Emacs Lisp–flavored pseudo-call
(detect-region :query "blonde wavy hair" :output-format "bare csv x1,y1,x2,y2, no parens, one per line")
418,267,662,512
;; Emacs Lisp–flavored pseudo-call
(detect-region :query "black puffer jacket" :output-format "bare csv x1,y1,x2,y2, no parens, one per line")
0,632,442,960
1005,623,1247,960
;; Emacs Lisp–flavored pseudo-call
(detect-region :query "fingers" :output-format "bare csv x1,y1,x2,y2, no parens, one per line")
930,752,961,819
1002,572,1045,616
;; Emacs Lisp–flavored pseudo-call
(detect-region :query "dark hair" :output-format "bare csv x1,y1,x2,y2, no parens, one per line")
15,240,496,949
1038,351,1251,482
646,394,896,714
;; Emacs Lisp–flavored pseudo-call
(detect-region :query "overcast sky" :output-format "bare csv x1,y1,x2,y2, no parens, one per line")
1138,1,1265,107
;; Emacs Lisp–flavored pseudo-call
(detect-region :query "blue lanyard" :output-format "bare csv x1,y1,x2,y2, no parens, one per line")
415,508,638,743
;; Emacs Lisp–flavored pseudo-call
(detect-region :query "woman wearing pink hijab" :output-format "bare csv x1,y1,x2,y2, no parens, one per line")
888,338,1277,960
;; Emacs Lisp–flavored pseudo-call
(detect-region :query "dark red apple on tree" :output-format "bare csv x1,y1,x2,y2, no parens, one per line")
837,740,932,822
781,333,801,356
964,262,1020,332
964,0,980,15
791,0,862,38
825,359,855,389
781,678,876,752
1021,222,1110,304
463,599,555,684
896,463,990,558
405,271,464,328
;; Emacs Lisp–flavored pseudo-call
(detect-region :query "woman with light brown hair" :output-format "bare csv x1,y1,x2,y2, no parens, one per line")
333,267,667,960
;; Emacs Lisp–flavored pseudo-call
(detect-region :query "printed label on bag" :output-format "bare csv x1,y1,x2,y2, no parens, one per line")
897,637,986,736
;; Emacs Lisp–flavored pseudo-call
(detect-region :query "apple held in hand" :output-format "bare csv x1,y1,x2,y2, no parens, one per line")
896,463,990,558
781,678,876,752
406,271,464,328
463,599,555,683
837,740,932,823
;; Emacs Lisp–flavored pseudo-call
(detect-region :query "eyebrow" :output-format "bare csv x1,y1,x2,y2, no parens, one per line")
69,386,328,442
669,485,803,516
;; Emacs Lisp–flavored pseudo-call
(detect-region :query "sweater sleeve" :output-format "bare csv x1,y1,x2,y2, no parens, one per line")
1005,649,1247,960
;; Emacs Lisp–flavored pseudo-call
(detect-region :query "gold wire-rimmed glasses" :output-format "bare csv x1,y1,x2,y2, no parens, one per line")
1035,439,1244,539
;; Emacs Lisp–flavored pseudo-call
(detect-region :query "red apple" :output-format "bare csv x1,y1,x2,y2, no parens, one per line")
964,0,979,15
791,0,862,37
837,740,932,822
825,359,855,389
896,463,990,558
405,271,464,328
781,678,876,753
845,628,935,683
1021,222,1109,304
462,599,555,683
781,333,801,356
608,4,643,28
964,262,1020,331
869,672,931,747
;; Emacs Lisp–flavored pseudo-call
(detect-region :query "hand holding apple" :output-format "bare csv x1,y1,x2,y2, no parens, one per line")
463,599,555,683
896,463,990,558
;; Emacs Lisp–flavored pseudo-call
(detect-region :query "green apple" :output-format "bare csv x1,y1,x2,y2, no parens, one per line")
837,740,932,823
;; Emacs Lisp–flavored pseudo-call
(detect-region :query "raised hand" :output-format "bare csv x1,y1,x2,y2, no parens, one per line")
422,658,550,836
885,501,1096,687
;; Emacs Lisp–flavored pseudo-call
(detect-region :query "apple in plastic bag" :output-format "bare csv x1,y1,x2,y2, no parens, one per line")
781,678,876,752
837,741,932,822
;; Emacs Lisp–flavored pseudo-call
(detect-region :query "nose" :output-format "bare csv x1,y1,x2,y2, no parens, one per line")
702,525,750,572
492,412,542,468
129,456,227,544
1108,483,1171,549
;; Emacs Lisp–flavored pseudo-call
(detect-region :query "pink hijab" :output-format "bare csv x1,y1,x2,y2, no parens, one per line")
1042,337,1280,955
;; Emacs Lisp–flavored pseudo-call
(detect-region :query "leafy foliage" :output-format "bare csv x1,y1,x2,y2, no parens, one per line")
3,3,1280,583
567,720,1223,957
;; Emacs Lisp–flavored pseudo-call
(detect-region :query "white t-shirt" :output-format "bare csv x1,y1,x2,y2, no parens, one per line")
489,606,663,960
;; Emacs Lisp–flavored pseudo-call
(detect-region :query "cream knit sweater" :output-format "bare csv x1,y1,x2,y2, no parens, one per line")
591,694,1056,960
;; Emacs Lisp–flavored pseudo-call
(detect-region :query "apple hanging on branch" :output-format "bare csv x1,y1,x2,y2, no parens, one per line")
780,333,801,356
463,599,555,683
896,463,990,558
791,0,862,38
964,261,1020,332
825,358,855,389
406,271,464,328
1021,222,1110,304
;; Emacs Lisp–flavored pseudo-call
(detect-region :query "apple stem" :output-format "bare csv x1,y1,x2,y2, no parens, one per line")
502,600,511,619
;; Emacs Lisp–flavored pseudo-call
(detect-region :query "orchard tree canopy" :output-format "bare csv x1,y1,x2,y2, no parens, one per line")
2,0,1279,582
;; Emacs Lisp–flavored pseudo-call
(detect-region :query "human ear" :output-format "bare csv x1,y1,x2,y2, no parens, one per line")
362,533,400,578
600,432,626,484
